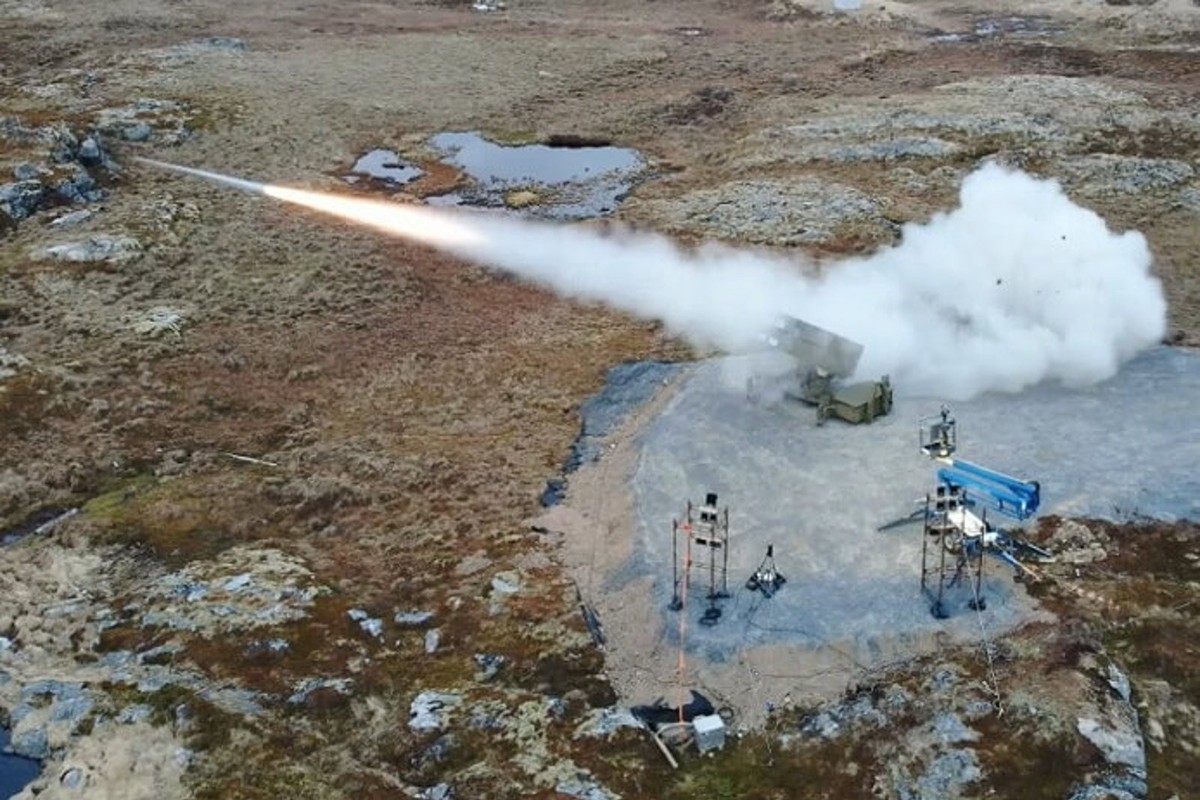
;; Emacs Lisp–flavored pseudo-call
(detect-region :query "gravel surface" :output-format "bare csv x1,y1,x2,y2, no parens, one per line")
625,347,1199,657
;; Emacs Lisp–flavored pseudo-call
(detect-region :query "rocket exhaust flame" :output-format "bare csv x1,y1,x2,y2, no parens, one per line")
262,185,488,250
134,157,486,249
136,157,1167,399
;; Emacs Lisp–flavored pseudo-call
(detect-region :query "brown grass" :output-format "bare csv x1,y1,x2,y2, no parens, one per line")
0,372,75,444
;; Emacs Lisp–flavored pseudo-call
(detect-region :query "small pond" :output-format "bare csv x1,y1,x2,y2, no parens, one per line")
0,727,42,798
345,132,650,220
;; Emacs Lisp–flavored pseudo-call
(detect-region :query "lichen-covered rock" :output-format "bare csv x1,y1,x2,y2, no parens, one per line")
914,749,982,798
1106,662,1132,704
630,178,888,246
1077,716,1146,771
120,121,153,142
348,608,383,638
50,209,96,228
129,307,185,337
419,783,453,800
489,571,522,614
137,546,325,635
0,180,47,220
1054,154,1195,197
53,167,102,204
0,347,30,379
32,235,142,264
159,37,247,63
473,653,505,681
491,572,520,595
556,775,617,800
11,729,49,760
929,712,979,745
12,163,45,181
1049,520,1111,563
76,137,103,166
737,75,1200,187
287,677,352,706
801,692,890,740
60,767,84,790
409,691,462,731
574,707,643,739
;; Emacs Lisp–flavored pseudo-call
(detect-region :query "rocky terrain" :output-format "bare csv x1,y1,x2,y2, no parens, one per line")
1,0,1198,798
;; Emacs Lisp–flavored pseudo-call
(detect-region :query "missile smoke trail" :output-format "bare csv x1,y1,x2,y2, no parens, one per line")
136,157,487,248
136,158,265,194
136,157,1167,399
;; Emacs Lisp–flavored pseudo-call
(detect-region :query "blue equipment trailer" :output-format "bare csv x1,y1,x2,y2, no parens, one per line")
935,459,1040,522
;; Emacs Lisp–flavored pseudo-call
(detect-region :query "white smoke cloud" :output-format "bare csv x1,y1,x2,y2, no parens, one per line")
144,157,1165,399
430,163,1166,399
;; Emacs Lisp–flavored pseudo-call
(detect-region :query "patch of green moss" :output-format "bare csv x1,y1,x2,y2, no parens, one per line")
85,472,277,567
155,93,241,135
356,644,475,702
82,474,159,520
484,129,542,146
663,733,876,800
189,713,419,800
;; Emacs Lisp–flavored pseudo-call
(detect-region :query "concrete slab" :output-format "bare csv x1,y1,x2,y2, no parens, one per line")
617,346,1200,662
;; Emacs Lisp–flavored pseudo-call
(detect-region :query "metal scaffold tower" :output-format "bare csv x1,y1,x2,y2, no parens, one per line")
669,493,730,626
920,483,986,620
911,405,1050,619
